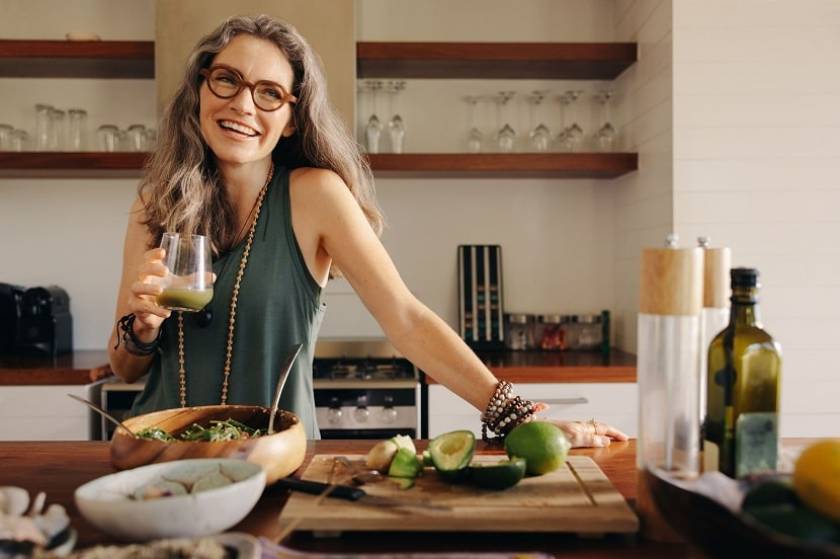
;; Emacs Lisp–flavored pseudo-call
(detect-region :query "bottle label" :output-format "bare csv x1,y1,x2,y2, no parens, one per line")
703,440,720,473
735,412,778,478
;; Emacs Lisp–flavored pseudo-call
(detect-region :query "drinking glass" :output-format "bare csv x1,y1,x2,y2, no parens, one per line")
463,95,484,153
97,124,119,151
385,80,406,153
127,124,147,152
593,90,617,151
10,130,29,152
157,233,214,312
527,90,551,152
34,104,53,151
50,108,66,151
67,108,87,151
144,128,157,151
495,91,516,153
363,80,383,154
0,124,12,150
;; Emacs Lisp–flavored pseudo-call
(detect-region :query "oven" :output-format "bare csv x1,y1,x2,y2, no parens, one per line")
313,340,420,439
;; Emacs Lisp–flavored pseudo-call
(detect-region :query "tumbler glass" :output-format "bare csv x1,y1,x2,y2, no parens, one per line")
67,108,88,151
10,130,29,152
97,124,119,152
50,108,66,151
35,104,54,151
0,124,12,150
127,124,147,151
157,233,215,312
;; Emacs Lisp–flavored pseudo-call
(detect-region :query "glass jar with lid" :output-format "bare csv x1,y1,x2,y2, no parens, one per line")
536,314,564,351
504,313,534,351
573,314,603,350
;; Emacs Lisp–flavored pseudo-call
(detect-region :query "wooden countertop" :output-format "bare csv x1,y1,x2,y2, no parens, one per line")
0,350,110,385
0,439,690,558
425,349,637,384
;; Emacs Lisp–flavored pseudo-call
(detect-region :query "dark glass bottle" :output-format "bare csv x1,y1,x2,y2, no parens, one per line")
704,268,782,478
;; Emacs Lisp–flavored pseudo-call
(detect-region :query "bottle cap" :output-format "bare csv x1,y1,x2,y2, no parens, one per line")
731,267,759,288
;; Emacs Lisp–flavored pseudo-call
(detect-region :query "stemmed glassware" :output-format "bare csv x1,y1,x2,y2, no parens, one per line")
527,90,551,152
593,90,617,151
562,90,584,152
495,91,516,153
385,80,406,153
464,95,484,153
363,80,383,154
157,233,214,312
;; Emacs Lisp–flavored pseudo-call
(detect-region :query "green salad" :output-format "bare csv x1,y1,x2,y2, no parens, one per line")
136,419,262,442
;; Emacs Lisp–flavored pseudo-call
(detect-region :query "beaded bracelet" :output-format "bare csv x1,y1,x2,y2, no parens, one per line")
480,380,537,441
114,313,161,356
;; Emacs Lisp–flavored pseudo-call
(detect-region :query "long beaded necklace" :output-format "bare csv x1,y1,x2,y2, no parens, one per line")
177,163,275,407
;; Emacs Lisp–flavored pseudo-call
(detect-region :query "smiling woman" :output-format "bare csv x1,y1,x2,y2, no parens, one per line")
106,14,627,448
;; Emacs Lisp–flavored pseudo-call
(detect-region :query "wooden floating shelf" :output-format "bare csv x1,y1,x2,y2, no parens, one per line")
424,349,637,384
368,153,638,178
0,40,154,78
0,152,637,179
357,42,637,80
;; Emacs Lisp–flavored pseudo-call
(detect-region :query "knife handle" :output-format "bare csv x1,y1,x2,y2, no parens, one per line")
277,477,365,501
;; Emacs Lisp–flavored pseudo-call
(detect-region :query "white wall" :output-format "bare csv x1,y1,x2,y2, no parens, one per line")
610,0,674,351
672,0,840,437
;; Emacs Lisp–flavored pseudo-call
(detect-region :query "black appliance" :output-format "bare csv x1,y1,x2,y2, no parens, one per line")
0,283,25,355
18,285,73,356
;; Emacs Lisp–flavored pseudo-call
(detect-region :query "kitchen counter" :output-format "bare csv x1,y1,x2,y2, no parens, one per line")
0,350,110,385
0,439,690,558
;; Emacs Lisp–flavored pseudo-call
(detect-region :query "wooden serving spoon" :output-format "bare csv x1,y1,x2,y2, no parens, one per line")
67,393,137,438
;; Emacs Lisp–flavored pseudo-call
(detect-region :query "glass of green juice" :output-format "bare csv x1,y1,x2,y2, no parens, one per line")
157,233,214,312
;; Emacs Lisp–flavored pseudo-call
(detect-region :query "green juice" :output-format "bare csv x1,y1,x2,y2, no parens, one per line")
157,288,213,311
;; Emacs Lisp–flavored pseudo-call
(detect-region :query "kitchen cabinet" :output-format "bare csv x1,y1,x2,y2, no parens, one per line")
428,382,637,438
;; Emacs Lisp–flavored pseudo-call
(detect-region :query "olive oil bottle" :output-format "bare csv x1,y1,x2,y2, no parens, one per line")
704,268,782,478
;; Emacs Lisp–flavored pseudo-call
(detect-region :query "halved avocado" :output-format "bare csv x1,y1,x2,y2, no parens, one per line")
429,430,475,482
469,457,526,490
421,449,433,467
388,447,423,479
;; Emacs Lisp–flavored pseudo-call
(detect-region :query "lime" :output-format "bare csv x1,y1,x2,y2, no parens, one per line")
504,421,570,475
469,457,526,490
792,439,840,522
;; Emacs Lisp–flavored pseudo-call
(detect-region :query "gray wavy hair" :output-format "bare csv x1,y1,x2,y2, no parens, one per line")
139,14,382,266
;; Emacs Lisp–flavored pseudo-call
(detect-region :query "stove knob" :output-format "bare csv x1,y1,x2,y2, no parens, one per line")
353,395,369,423
327,397,343,425
380,395,398,424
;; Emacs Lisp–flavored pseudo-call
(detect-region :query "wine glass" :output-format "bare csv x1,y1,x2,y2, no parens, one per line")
527,90,551,152
563,90,584,152
386,80,406,153
495,91,516,153
464,95,484,153
157,233,214,312
593,89,617,151
364,80,383,154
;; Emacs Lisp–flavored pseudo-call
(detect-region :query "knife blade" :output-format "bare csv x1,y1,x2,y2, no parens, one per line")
277,477,451,512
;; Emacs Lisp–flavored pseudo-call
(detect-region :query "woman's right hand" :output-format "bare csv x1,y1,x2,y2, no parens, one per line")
127,247,171,340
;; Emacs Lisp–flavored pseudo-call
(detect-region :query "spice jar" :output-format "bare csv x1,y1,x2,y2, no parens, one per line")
574,314,603,350
504,313,534,351
536,314,564,350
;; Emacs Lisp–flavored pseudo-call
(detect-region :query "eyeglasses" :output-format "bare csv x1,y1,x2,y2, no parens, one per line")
199,64,297,112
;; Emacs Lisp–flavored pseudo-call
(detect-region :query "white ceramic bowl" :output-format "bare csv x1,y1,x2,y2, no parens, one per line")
74,458,266,541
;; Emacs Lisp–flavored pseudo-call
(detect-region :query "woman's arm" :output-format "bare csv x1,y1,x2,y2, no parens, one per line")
296,169,497,413
107,198,171,383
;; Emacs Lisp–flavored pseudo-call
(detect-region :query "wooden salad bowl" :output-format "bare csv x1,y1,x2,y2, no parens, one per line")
645,468,840,559
110,405,307,484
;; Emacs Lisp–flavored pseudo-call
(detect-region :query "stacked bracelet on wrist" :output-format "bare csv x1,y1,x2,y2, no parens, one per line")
114,313,161,356
480,380,537,441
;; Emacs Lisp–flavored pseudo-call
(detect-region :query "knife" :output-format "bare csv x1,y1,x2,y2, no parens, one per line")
277,477,451,512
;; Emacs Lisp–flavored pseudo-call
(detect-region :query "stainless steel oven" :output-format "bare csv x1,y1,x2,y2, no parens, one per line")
313,340,420,439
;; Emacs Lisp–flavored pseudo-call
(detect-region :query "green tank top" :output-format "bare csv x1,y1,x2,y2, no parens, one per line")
131,166,326,439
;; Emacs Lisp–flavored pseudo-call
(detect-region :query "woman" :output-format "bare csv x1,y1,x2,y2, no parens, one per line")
108,14,627,447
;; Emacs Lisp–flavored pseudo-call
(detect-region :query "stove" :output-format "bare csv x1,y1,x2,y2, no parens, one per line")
313,340,419,439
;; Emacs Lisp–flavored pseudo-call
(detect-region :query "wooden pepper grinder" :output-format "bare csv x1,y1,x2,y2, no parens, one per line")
698,237,731,433
636,234,704,541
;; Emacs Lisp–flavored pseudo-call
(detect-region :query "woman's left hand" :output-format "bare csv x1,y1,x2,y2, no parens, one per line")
532,404,629,448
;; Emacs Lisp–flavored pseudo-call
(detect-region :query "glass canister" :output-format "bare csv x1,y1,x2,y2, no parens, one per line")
97,124,119,152
504,313,534,351
575,314,603,350
143,127,157,151
536,314,563,350
9,130,29,152
50,108,66,151
34,103,53,150
67,108,88,150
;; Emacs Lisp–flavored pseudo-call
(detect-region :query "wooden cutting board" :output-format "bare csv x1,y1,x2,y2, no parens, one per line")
278,454,639,534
